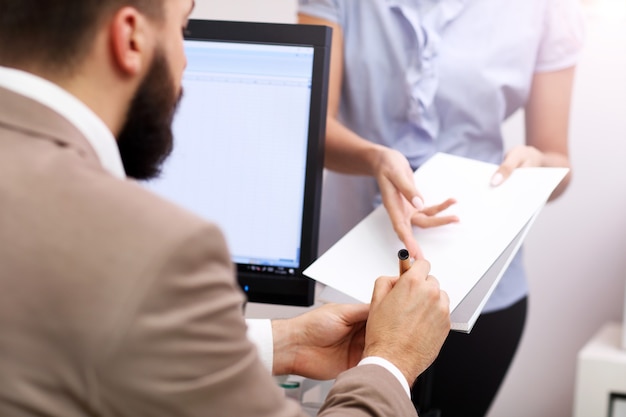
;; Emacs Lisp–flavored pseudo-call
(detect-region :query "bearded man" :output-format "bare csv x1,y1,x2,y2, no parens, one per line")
0,1,451,416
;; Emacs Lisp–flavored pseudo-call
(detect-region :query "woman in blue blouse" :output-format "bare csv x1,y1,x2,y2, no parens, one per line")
298,0,584,415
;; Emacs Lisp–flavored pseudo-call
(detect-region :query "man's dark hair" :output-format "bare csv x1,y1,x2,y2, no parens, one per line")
0,0,163,72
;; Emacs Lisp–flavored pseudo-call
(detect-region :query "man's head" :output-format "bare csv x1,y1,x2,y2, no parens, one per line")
0,0,195,180
0,1,162,74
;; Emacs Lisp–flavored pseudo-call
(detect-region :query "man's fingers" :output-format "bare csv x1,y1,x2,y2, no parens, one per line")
401,259,431,281
439,288,450,308
337,303,370,323
370,276,397,306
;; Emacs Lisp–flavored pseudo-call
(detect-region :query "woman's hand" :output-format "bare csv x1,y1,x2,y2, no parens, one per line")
375,148,458,260
490,145,545,186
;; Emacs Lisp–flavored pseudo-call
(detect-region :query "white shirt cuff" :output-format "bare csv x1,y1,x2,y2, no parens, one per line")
246,318,273,371
246,319,410,398
358,356,411,398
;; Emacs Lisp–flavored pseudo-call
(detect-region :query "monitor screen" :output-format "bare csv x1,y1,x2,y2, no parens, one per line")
144,19,331,306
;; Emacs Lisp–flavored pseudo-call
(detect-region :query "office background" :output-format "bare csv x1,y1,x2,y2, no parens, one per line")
191,1,626,416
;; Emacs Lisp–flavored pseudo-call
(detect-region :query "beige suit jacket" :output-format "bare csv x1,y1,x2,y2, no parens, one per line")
0,86,417,417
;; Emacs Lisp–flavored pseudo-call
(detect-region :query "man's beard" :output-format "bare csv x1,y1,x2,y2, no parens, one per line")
117,51,182,180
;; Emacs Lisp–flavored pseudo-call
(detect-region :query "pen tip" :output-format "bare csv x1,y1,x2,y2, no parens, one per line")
398,248,410,260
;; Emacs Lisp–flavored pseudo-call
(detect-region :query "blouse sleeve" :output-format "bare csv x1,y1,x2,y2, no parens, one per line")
535,0,586,72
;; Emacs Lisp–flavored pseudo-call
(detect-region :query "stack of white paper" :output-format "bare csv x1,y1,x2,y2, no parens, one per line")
304,153,568,332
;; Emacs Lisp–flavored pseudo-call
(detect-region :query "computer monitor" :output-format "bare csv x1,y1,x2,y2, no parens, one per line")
144,19,331,306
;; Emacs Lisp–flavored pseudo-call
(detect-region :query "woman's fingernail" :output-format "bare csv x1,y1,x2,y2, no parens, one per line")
412,196,424,211
491,173,503,186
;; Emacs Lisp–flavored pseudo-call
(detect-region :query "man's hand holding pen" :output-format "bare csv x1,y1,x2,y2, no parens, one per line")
364,256,451,386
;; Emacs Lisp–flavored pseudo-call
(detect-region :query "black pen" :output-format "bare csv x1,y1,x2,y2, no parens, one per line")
398,248,411,275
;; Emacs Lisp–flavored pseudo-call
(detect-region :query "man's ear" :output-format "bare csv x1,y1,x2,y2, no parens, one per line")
109,7,153,77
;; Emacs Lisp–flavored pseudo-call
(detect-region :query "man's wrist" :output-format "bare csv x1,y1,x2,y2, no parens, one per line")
245,318,298,376
270,318,297,376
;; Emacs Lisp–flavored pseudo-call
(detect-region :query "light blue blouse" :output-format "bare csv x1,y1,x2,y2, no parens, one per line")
299,0,584,312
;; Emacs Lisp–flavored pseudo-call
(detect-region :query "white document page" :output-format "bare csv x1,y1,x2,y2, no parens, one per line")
448,209,540,332
304,153,568,316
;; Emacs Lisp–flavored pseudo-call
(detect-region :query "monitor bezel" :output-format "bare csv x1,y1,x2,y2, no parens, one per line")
183,19,331,306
